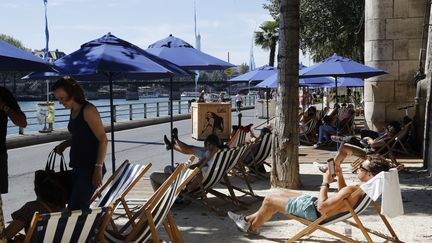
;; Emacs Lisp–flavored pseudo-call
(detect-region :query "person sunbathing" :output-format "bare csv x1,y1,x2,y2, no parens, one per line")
151,131,221,192
227,155,390,234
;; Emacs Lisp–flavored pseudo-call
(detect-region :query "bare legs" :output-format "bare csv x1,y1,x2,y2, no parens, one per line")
246,189,302,232
334,143,366,166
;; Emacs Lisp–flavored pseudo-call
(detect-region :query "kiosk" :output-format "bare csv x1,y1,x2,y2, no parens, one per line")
191,102,232,140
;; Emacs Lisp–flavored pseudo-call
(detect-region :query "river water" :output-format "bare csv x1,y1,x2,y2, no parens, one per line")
8,97,193,135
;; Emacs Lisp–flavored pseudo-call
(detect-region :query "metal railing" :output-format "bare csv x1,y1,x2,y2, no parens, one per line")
9,96,256,135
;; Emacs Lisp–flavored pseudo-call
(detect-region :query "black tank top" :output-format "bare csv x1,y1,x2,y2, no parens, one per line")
68,101,99,169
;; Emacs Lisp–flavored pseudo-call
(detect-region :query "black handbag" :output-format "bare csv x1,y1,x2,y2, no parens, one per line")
35,150,72,204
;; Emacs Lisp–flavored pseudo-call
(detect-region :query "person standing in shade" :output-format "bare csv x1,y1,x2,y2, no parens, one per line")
52,77,108,210
0,86,27,243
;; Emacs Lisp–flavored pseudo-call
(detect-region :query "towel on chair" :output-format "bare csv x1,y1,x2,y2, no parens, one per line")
360,168,404,218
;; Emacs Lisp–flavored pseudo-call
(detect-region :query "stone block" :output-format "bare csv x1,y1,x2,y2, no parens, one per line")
399,60,419,81
394,39,422,60
365,0,394,20
385,102,415,121
364,101,386,130
365,61,399,81
386,18,423,40
409,0,427,17
394,0,425,18
394,81,416,102
364,80,395,102
364,41,372,62
394,0,409,18
371,40,393,60
365,19,386,41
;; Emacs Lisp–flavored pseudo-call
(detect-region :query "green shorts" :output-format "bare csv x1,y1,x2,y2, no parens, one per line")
285,194,319,221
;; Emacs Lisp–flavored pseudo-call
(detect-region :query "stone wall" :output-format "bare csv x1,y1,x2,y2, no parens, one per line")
364,0,426,131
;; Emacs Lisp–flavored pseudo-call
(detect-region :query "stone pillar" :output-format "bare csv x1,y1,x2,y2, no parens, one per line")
364,0,425,130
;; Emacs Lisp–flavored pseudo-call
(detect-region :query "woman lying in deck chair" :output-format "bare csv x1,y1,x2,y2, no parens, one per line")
227,155,391,235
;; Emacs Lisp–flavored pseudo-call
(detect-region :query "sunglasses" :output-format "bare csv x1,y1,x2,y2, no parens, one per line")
358,163,371,173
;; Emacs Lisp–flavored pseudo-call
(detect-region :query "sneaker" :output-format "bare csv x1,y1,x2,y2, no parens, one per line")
172,127,178,140
313,143,325,149
227,211,250,233
313,162,328,173
163,135,172,150
330,135,344,143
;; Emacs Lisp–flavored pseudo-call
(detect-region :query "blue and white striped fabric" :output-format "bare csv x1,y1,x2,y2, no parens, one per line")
31,207,108,243
96,162,148,207
320,194,372,226
104,166,183,243
228,129,247,148
201,148,237,192
251,133,272,166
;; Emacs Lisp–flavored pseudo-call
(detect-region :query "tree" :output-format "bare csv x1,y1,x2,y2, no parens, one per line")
264,0,364,63
254,21,279,67
272,0,301,188
238,63,249,74
0,34,29,94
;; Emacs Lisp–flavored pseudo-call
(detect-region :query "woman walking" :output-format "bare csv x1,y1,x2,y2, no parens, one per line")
53,76,108,210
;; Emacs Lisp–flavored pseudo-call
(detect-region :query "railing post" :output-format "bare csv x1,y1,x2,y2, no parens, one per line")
19,127,24,135
144,103,147,119
113,105,117,122
129,104,133,120
178,100,181,114
168,101,171,116
156,103,160,117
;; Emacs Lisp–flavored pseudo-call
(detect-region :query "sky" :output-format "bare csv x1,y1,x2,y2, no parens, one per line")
0,0,311,67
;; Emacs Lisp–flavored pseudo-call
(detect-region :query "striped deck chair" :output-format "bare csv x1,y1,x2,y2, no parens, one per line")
216,143,263,203
284,188,401,243
250,133,272,172
90,160,151,220
185,147,243,214
105,163,197,243
299,119,318,145
24,207,112,243
227,128,247,148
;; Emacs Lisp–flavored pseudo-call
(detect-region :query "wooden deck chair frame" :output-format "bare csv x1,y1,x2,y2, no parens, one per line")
299,119,318,145
24,206,113,243
338,113,356,135
227,128,247,148
283,188,401,243
90,160,151,223
390,121,413,155
220,143,265,202
350,124,412,172
105,163,198,243
184,147,245,215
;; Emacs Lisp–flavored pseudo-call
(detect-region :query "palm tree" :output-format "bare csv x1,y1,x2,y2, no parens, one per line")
271,0,301,188
254,21,279,67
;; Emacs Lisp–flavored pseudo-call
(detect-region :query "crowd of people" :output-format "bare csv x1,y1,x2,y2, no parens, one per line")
0,77,407,241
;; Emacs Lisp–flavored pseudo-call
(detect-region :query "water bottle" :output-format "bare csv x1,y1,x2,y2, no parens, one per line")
344,225,352,240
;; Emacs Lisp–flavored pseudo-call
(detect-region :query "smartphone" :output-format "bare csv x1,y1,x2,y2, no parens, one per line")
327,158,336,178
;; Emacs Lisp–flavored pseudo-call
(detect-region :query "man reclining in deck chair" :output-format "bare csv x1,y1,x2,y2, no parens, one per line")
227,155,391,234
151,132,221,193
331,121,404,170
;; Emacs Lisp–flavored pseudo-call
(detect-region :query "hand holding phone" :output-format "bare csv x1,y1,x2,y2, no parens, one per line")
327,158,336,178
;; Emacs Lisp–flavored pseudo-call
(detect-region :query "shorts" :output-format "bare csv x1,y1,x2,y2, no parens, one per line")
285,194,319,221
